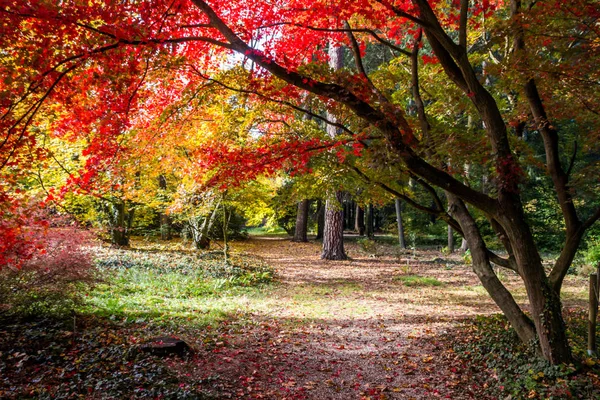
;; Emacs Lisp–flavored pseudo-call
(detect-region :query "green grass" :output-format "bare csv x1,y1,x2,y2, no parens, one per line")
246,225,288,235
81,249,275,326
393,274,443,287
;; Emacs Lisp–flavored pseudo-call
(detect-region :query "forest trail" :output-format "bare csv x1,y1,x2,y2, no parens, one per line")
179,236,525,399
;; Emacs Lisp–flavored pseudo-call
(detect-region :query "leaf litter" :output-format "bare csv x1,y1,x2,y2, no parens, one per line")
0,236,592,399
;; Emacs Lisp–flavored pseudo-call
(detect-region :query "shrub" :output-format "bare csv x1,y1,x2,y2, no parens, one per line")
0,224,98,317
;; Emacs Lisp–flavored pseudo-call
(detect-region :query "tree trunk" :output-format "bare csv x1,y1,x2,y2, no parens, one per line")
460,237,468,252
499,197,572,364
158,175,172,240
316,199,325,240
447,225,454,253
293,199,309,242
365,204,374,238
321,191,347,260
320,42,346,258
190,198,221,250
110,200,132,246
448,193,537,345
355,204,365,236
395,198,406,249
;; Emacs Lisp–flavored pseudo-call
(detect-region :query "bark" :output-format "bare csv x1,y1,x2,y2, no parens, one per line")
498,197,572,364
448,193,537,345
320,42,346,259
460,237,468,252
365,204,374,238
293,199,309,242
321,191,347,260
395,198,406,249
109,200,133,247
316,199,325,240
190,198,221,250
447,225,454,253
355,204,365,236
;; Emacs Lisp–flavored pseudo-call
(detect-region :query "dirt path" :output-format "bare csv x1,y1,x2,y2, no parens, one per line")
177,236,587,399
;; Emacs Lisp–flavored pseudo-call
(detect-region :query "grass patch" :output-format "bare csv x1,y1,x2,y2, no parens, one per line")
393,274,443,287
82,248,274,325
246,226,288,235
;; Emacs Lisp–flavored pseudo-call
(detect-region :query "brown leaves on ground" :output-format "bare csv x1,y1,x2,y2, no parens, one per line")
169,236,587,399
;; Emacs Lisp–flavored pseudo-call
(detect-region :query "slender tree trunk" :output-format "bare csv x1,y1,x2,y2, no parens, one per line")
447,193,537,345
395,198,406,249
460,237,468,252
293,199,309,242
355,204,365,235
321,191,347,260
110,200,132,246
316,200,325,240
447,225,454,253
498,195,572,364
222,200,230,264
158,175,172,240
366,204,374,238
191,198,221,250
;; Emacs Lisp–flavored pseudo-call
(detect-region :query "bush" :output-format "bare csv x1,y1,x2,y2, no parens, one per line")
0,225,98,317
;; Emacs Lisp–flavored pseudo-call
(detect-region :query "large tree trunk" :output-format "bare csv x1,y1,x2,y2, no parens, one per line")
321,191,347,260
293,199,309,242
395,198,406,249
321,42,346,259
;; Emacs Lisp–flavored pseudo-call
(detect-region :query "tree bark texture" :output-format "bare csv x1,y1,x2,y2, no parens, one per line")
447,193,537,345
321,191,347,260
447,225,454,253
293,199,309,242
355,204,365,236
366,204,374,238
395,198,406,249
110,200,133,247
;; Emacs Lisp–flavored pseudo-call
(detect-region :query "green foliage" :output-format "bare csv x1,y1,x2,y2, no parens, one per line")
393,274,443,287
453,312,600,399
463,249,472,265
584,237,600,268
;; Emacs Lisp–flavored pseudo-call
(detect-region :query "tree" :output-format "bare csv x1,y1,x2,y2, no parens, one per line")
3,0,600,364
292,199,309,242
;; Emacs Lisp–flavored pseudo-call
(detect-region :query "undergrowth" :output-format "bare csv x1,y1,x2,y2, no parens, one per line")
452,310,600,399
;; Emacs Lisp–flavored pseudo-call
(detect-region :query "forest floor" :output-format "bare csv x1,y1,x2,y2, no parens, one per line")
0,235,596,399
176,236,588,399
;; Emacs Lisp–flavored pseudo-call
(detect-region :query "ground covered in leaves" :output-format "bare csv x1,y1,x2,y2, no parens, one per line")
0,236,598,399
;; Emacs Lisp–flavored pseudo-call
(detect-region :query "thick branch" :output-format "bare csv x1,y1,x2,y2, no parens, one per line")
190,0,499,215
349,164,463,233
459,0,469,48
